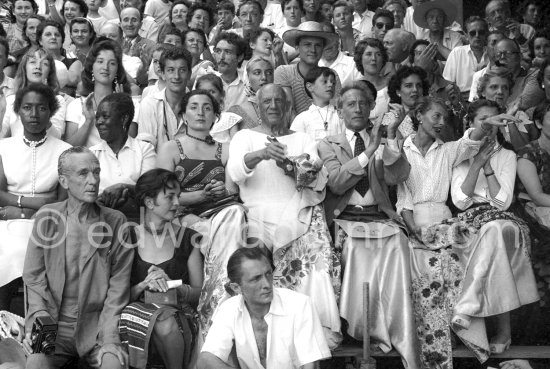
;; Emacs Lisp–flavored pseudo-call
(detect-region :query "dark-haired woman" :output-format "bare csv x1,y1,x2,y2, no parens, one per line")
0,83,70,311
157,0,189,43
156,90,247,343
89,93,156,218
64,37,135,147
10,14,44,62
396,97,533,367
66,17,96,64
387,65,429,139
119,169,204,369
182,28,214,88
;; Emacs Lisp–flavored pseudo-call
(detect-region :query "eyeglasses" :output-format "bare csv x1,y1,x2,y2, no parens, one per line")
468,29,487,37
375,22,392,30
496,51,520,59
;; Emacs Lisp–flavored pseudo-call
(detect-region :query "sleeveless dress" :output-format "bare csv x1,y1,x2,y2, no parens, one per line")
172,138,248,343
120,227,200,369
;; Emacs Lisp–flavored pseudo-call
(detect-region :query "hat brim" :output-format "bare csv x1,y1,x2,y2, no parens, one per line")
413,0,457,29
282,29,340,48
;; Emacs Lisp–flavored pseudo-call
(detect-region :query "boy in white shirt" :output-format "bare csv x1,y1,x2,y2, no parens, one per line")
290,66,344,142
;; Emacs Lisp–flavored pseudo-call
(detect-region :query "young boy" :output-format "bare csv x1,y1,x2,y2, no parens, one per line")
290,66,344,142
209,0,237,44
86,0,108,32
144,43,172,97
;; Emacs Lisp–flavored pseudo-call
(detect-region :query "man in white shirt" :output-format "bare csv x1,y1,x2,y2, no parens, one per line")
443,16,489,99
317,82,421,369
198,247,331,369
352,0,374,35
469,30,506,102
213,32,247,109
319,24,359,86
137,48,191,150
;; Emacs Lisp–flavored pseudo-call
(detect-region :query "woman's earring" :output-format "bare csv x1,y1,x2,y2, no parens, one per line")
91,74,95,82
114,76,118,85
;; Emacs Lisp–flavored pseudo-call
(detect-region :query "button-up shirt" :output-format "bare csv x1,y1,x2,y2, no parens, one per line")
90,136,157,193
223,72,247,109
443,45,489,93
290,104,343,142
137,89,186,150
201,288,330,369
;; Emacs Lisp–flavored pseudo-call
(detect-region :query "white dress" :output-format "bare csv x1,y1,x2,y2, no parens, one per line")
0,136,71,287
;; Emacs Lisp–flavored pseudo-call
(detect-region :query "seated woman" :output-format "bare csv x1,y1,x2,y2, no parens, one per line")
157,0,189,43
195,74,242,144
5,0,38,63
397,97,532,367
387,65,429,139
119,169,203,369
155,90,247,343
246,28,284,70
515,102,550,310
89,93,156,220
0,83,71,311
227,83,341,348
226,56,274,129
476,69,539,151
353,38,392,121
66,17,96,64
1,47,67,139
10,15,45,62
65,37,134,147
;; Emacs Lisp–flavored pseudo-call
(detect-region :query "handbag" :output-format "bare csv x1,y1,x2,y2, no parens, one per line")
143,289,178,308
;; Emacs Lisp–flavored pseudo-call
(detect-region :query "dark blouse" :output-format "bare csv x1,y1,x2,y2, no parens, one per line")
130,227,201,290
516,140,550,195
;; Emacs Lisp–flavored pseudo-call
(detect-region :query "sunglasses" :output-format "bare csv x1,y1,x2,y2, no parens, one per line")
375,22,392,30
468,29,487,37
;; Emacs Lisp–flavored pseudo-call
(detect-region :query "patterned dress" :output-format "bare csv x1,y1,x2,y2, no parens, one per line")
173,139,248,342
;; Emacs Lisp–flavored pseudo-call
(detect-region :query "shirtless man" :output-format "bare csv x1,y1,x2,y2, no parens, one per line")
197,247,331,369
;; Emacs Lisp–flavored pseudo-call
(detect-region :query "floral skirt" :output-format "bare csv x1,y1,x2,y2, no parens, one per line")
272,205,342,349
410,204,538,369
194,205,248,342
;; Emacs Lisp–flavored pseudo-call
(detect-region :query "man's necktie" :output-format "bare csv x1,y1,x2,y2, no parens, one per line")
354,132,369,196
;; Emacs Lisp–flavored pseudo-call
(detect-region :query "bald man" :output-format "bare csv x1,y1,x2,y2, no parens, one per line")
108,0,159,41
120,7,156,87
383,28,415,66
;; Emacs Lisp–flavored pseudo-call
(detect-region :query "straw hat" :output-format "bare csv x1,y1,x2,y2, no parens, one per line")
413,0,457,29
282,21,339,48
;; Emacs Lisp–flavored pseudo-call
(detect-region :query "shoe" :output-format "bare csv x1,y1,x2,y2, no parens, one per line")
451,314,471,330
489,338,511,354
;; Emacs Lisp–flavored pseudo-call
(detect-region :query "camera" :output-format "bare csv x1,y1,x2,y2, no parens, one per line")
30,316,57,355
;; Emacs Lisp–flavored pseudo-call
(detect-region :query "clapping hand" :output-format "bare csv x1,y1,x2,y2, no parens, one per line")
273,37,284,55
263,138,288,163
82,95,95,123
386,103,405,138
414,43,438,72
499,360,533,369
472,137,497,169
98,184,129,209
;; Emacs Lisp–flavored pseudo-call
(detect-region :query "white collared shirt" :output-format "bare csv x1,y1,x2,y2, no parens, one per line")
396,130,481,214
136,88,186,150
261,0,286,30
223,72,247,109
443,45,489,93
319,52,360,87
354,10,374,36
290,103,344,142
202,288,331,369
90,136,157,193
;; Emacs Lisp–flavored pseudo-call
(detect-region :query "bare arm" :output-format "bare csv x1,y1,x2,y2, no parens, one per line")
517,158,550,207
196,352,239,369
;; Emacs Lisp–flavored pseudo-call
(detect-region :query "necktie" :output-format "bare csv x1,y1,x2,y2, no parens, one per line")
354,132,369,196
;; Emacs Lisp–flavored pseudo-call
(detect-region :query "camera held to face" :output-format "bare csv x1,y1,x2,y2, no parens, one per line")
30,316,57,355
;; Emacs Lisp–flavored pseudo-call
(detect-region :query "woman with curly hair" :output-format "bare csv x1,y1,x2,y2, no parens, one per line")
64,37,134,147
387,65,429,138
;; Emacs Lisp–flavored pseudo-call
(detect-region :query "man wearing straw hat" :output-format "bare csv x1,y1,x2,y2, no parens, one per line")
412,0,463,60
275,21,342,114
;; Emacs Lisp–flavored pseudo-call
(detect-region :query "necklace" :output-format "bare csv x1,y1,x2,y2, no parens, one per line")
143,222,166,235
23,135,47,197
316,105,330,131
186,132,216,145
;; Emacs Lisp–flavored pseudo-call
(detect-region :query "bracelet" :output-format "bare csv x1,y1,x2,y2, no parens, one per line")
484,171,495,177
17,195,22,208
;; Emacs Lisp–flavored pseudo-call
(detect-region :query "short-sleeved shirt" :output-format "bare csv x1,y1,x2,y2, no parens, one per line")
144,0,170,24
201,288,331,369
318,51,359,87
274,64,342,114
442,45,488,93
90,136,157,193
